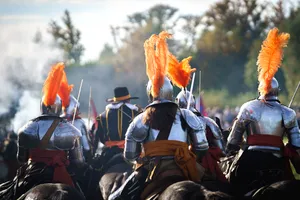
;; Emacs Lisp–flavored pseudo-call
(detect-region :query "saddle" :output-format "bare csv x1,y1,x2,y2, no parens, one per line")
140,159,186,200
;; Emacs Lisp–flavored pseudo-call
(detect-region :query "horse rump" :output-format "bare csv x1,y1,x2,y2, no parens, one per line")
17,183,86,200
251,180,300,200
158,181,235,200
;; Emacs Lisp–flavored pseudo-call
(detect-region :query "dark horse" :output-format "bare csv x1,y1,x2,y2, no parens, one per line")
17,183,86,200
244,180,300,200
157,181,235,200
95,146,133,200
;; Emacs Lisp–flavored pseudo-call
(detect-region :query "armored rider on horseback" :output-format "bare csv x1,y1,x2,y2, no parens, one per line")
58,73,93,163
175,90,227,182
109,31,208,200
0,63,85,200
226,28,300,196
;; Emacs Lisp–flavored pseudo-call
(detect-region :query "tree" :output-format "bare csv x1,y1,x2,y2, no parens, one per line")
279,4,300,104
48,10,85,65
176,15,202,55
193,0,270,94
109,5,181,105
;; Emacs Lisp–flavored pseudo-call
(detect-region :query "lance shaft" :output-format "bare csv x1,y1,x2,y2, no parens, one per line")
198,70,201,111
288,80,300,108
72,79,83,125
187,72,196,110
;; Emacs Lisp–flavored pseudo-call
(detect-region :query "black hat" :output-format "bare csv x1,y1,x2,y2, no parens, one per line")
106,87,139,103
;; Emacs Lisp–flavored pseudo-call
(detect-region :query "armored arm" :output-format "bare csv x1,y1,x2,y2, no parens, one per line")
69,137,85,168
17,131,28,163
17,121,38,163
79,122,93,162
226,104,248,155
124,114,146,164
17,141,28,163
181,109,209,160
204,117,226,155
79,121,91,151
282,106,300,173
282,107,300,149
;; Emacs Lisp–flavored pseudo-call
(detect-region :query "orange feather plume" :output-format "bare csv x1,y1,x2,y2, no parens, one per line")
58,71,74,108
144,31,172,98
257,28,290,96
167,53,196,88
42,62,65,106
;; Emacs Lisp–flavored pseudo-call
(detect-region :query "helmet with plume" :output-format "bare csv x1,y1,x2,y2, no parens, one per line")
40,62,65,115
166,50,196,111
257,27,290,100
57,71,78,117
145,31,173,103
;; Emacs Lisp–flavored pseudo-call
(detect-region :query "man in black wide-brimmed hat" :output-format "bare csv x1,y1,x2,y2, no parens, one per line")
92,87,141,151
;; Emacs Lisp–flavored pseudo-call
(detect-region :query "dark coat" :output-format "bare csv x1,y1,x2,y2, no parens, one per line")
93,103,141,149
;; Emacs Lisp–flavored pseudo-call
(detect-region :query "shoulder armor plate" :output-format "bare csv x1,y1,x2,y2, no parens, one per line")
18,120,39,135
180,108,205,130
18,120,39,148
281,106,297,129
203,116,222,139
128,113,148,142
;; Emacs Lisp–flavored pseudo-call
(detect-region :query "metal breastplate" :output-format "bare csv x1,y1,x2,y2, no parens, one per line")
19,119,82,150
73,119,90,151
145,111,188,143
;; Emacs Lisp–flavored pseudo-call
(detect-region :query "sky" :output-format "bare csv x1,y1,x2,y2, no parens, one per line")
0,0,296,132
0,0,222,62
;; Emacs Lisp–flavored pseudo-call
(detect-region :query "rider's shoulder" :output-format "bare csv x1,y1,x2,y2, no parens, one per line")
239,99,258,110
127,113,148,142
235,100,258,119
18,120,38,136
96,111,107,120
180,108,204,130
281,105,296,115
57,121,82,137
281,105,297,128
203,116,222,138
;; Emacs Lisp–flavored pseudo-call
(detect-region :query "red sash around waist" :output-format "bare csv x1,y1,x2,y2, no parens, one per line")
247,134,298,179
29,148,74,187
105,140,125,149
247,134,284,148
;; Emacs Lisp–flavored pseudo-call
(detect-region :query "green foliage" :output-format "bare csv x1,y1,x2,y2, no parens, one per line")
48,10,85,65
201,89,257,108
195,0,269,94
200,88,291,109
279,7,300,105
244,40,261,90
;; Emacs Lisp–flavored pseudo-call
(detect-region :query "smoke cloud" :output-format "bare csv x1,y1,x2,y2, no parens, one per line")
0,24,63,133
